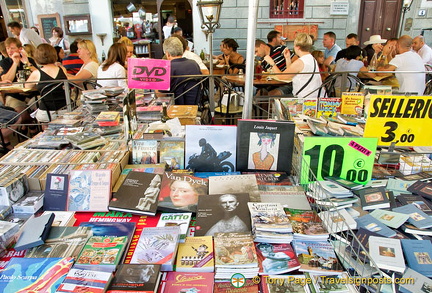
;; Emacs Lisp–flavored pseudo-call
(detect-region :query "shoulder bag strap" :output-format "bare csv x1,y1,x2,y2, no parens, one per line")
295,58,316,96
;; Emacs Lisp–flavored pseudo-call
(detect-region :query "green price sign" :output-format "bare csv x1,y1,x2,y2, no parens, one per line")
301,137,378,184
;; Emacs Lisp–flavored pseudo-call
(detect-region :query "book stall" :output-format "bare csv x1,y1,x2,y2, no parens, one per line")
0,73,431,293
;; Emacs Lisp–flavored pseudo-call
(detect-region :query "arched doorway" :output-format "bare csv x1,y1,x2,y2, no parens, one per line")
157,0,193,44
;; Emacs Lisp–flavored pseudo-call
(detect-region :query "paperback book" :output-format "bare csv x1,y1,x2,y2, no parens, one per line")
175,236,214,272
248,202,292,232
397,194,432,215
195,193,251,236
355,214,397,237
401,239,432,277
285,208,329,240
214,232,258,268
368,236,405,273
393,204,432,229
236,119,295,174
355,186,390,210
369,209,409,229
318,209,357,233
255,242,301,275
261,274,310,293
399,267,432,293
244,171,295,185
161,272,214,293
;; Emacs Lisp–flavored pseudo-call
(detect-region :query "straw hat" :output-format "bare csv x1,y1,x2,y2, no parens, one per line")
364,35,387,45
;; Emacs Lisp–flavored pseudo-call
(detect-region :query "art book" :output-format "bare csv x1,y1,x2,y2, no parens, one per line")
368,236,405,273
109,171,162,216
214,232,258,268
130,226,181,271
0,257,74,293
161,272,214,293
160,140,185,170
185,125,237,172
236,119,295,174
158,172,209,213
106,264,162,293
292,240,344,274
248,202,292,232
243,171,295,185
255,242,300,275
75,236,128,272
56,264,113,293
131,139,158,164
67,169,111,212
401,239,432,277
285,208,329,240
112,163,166,193
156,212,192,243
208,174,260,202
175,236,214,272
44,173,69,211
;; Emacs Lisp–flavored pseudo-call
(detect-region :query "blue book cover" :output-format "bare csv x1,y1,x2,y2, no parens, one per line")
44,173,69,211
393,204,432,229
185,125,237,172
355,214,396,237
0,257,74,292
79,221,136,239
401,239,432,277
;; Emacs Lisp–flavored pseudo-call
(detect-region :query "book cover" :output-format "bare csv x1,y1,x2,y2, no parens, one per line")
195,193,251,237
175,236,214,272
112,163,166,193
67,170,112,212
131,140,158,164
302,98,318,117
317,97,342,117
106,264,161,293
213,232,258,268
399,267,432,293
156,212,192,243
407,181,432,200
185,125,237,172
0,257,74,293
285,209,329,239
161,272,214,293
236,119,295,174
370,209,409,229
340,92,364,115
12,191,44,214
56,264,113,293
393,204,432,229
292,240,344,274
0,173,29,206
351,228,383,262
261,274,310,293
75,236,128,271
14,213,55,251
368,236,405,273
258,185,311,210
309,272,355,293
25,226,92,259
208,174,260,202
44,173,69,211
160,140,185,170
214,279,259,293
247,202,291,232
255,242,300,275
397,194,432,215
109,172,162,216
158,172,209,213
130,226,181,271
243,171,295,185
355,186,390,210
401,239,432,277
355,214,396,237
42,211,76,227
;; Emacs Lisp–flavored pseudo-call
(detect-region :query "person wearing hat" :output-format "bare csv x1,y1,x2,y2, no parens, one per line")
363,35,386,65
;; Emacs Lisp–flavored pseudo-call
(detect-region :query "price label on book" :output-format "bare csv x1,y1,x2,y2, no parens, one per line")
364,95,432,146
301,137,377,184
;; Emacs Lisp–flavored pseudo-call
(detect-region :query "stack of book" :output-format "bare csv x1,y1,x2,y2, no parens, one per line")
82,89,109,115
285,208,329,241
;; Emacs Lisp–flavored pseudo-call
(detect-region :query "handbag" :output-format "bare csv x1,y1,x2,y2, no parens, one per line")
295,58,317,96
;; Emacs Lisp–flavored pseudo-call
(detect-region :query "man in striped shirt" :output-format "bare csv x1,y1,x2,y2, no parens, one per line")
255,30,287,72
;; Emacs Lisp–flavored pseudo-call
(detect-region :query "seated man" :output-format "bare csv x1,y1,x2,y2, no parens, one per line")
62,40,84,75
0,37,38,125
162,37,202,105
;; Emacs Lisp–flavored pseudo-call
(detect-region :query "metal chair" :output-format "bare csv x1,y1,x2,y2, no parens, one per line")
171,77,204,106
317,73,365,97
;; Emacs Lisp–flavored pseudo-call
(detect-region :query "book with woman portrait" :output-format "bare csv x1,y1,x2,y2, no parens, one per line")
236,120,295,174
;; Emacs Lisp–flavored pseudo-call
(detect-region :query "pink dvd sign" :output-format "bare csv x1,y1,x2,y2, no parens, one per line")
127,58,171,90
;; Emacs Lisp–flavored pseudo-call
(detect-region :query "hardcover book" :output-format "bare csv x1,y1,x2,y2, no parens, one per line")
175,236,214,272
68,170,112,212
0,257,74,293
161,272,214,293
195,193,251,236
44,173,69,211
401,239,432,277
248,202,291,232
255,242,301,275
156,212,192,243
112,163,166,193
12,191,44,214
160,140,185,170
214,232,258,268
355,214,397,237
56,264,113,293
131,139,158,164
292,240,344,274
208,174,260,202
393,204,432,229
158,172,209,213
106,264,162,293
109,171,162,216
368,236,405,273
370,209,409,229
185,125,237,172
236,119,295,174
130,226,181,271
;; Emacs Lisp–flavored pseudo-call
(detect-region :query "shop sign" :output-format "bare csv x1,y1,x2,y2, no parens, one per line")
127,58,171,90
364,95,432,147
301,137,377,184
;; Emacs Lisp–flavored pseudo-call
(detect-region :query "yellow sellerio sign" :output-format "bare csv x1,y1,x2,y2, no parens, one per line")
364,95,432,146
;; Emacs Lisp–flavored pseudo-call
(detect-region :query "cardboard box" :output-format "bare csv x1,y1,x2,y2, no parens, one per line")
167,105,198,125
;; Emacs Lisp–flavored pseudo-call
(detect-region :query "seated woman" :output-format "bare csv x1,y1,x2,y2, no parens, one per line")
311,50,328,81
54,46,65,66
25,44,68,123
265,33,322,99
215,38,244,73
67,39,99,82
97,43,128,88
333,45,364,92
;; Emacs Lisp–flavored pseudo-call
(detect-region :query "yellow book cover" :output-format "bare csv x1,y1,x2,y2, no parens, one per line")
340,92,364,115
175,236,214,272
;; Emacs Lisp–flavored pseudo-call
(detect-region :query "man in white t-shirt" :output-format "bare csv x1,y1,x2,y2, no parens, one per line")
7,21,43,47
412,35,432,66
381,35,425,95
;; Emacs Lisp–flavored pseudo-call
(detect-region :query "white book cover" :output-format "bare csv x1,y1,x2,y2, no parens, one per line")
368,236,405,273
319,209,357,233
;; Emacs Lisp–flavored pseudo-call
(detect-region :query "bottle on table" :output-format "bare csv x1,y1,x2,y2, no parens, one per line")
368,52,378,71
